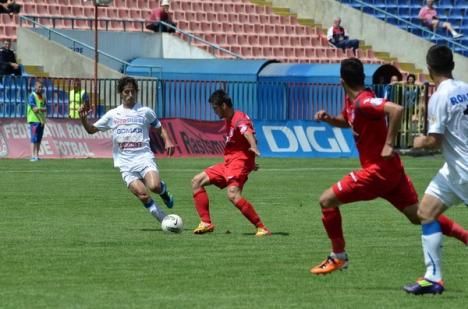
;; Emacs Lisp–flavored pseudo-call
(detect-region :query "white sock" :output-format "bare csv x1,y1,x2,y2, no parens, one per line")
331,252,347,260
146,202,167,222
422,221,443,282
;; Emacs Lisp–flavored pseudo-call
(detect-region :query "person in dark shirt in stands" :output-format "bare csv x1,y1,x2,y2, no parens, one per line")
0,39,21,76
0,0,21,16
145,0,176,33
327,17,359,55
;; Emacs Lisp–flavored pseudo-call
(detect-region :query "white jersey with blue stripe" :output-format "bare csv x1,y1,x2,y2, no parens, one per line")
93,103,161,170
427,79,468,184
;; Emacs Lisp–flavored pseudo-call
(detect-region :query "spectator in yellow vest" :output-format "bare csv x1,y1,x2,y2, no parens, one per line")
27,80,47,161
69,78,89,119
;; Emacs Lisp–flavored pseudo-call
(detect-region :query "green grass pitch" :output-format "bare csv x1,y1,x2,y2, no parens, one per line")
0,156,466,308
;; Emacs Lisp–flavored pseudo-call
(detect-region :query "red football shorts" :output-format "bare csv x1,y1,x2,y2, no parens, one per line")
205,158,255,189
332,167,418,211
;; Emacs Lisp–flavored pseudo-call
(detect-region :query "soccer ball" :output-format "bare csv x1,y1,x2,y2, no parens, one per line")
161,214,183,233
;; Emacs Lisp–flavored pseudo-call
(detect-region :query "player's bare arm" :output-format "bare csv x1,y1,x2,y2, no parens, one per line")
156,127,175,156
314,110,350,128
78,105,99,134
413,133,443,149
382,101,404,158
244,132,261,156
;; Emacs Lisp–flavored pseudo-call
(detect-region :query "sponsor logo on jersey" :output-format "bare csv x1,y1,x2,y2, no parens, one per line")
239,124,248,134
449,92,468,105
116,128,143,134
114,117,144,125
118,142,143,149
364,98,384,107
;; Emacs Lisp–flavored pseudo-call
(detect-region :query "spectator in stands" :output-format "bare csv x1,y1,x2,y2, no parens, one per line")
327,17,359,55
68,78,90,119
0,0,21,16
418,0,463,39
145,0,176,33
0,39,21,76
384,75,402,102
403,74,420,108
27,80,47,162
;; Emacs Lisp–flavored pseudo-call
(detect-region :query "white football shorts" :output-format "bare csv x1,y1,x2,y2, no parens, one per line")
120,159,159,187
425,163,468,207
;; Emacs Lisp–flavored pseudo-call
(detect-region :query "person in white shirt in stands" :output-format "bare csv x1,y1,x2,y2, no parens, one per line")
404,45,468,295
79,76,176,225
327,17,359,55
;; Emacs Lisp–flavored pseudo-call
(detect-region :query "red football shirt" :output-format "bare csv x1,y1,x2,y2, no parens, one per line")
223,111,255,162
341,89,403,171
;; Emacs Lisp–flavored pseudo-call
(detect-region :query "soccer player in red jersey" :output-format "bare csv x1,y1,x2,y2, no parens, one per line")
310,58,467,275
191,89,271,237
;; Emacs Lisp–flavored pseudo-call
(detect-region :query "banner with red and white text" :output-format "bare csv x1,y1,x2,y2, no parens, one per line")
0,118,225,159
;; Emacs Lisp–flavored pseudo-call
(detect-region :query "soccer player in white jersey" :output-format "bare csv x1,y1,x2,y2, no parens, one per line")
404,45,468,295
79,76,175,224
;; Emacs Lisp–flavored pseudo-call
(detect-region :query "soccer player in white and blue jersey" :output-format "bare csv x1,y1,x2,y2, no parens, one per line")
404,45,468,295
79,76,175,224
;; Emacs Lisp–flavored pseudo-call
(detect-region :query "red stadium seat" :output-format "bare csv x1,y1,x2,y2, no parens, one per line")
22,3,37,15
215,34,227,45
222,23,234,33
202,2,214,12
237,34,248,45
253,24,265,34
271,36,282,46
248,35,260,46
71,6,86,17
241,46,253,57
226,34,237,45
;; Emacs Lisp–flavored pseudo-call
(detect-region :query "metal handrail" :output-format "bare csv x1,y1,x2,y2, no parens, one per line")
18,15,162,78
345,0,467,52
158,20,243,59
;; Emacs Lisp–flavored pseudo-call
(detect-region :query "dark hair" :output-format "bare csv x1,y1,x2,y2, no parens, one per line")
340,58,365,88
209,89,232,107
406,74,416,83
426,45,454,75
7,3,21,14
117,76,138,93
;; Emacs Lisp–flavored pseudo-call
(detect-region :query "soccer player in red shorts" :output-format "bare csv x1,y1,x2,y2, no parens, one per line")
191,89,271,237
310,58,467,275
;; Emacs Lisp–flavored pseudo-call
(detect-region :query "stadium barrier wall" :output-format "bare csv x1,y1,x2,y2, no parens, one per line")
0,118,359,159
0,118,225,159
0,77,430,149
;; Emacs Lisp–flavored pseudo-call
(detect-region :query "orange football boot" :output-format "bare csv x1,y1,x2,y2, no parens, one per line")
310,255,348,275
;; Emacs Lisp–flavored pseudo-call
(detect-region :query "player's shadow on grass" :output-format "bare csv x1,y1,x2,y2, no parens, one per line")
139,228,192,232
242,232,289,236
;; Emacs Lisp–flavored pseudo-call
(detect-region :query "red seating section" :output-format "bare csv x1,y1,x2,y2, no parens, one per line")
3,0,383,64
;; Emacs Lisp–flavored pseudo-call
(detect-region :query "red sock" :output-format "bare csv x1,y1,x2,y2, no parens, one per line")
321,207,346,253
193,188,211,224
438,214,468,245
234,198,264,228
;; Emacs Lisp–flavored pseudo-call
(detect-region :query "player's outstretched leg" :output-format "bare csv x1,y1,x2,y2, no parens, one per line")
233,197,271,237
193,188,215,234
144,199,167,223
159,180,174,209
404,221,445,295
310,207,347,275
438,215,468,245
